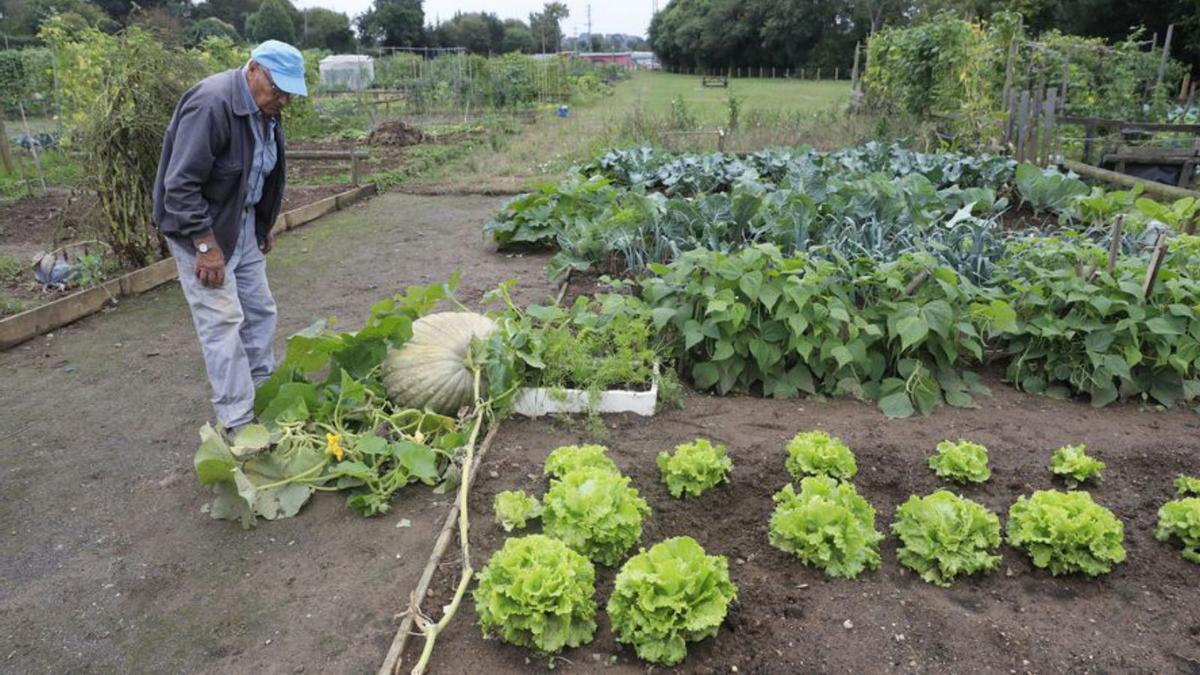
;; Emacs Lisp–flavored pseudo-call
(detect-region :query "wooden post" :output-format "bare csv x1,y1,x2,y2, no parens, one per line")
1005,84,1019,147
851,42,861,94
1180,72,1191,103
1041,88,1057,166
1060,58,1070,112
1016,90,1031,162
350,148,360,185
1082,119,1097,164
1156,24,1175,95
801,68,805,80
817,67,822,80
1142,231,1169,300
0,117,13,175
1107,216,1123,274
1001,39,1018,119
835,67,839,80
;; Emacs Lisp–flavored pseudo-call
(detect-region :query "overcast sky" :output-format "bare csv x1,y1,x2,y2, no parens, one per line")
292,0,655,37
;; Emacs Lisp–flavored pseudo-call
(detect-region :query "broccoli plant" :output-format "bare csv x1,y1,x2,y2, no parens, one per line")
1006,490,1126,576
929,440,991,483
768,475,882,579
891,491,1002,586
494,490,542,532
1049,444,1105,487
473,534,598,654
542,467,650,566
785,431,857,481
1155,498,1200,563
607,536,738,666
543,444,618,478
656,438,733,498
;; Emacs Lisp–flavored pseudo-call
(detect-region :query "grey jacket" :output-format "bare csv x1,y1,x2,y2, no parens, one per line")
152,68,286,259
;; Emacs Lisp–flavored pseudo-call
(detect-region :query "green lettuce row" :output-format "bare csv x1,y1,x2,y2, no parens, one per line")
892,491,1002,586
473,534,598,654
657,438,733,498
607,536,738,666
542,466,651,567
768,475,883,579
785,431,857,481
1006,490,1126,576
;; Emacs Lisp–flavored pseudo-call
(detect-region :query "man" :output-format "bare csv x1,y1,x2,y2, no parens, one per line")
153,40,307,437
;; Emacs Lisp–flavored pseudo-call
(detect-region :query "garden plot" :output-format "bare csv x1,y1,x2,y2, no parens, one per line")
423,389,1200,674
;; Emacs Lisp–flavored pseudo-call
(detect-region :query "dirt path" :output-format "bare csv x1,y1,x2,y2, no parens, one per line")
0,193,556,673
430,385,1200,674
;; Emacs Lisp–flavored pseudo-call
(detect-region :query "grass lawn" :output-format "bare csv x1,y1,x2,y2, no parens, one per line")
412,71,857,192
614,71,850,123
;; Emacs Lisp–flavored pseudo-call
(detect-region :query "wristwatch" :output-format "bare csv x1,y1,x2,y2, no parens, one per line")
196,242,212,254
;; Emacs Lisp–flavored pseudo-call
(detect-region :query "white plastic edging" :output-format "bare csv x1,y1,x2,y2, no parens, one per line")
511,365,659,417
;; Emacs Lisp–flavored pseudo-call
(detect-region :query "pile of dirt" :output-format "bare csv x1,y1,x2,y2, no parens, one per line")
368,120,425,147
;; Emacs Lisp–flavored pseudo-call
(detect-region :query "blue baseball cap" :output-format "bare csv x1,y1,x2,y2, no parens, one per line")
250,40,307,97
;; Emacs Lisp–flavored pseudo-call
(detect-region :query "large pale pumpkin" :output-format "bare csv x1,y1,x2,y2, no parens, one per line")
382,312,497,414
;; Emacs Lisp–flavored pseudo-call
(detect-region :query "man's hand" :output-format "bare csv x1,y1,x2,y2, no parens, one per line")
259,230,275,255
193,236,226,288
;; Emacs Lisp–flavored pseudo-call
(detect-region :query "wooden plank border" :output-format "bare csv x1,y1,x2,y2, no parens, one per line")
1062,159,1200,201
0,182,378,350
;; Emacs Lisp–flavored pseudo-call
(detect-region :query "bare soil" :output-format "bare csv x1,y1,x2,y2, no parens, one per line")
423,380,1200,674
369,120,425,147
0,193,559,673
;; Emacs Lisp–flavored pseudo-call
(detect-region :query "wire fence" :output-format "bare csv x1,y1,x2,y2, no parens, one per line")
0,43,64,195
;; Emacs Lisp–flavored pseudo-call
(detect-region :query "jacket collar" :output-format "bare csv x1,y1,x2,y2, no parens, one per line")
230,67,256,118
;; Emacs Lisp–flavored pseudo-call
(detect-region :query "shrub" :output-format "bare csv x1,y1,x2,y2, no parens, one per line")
543,444,618,478
607,536,737,666
473,534,597,654
656,438,733,498
1006,490,1126,576
1155,498,1200,563
542,467,650,566
784,431,857,481
929,440,991,483
1049,444,1105,487
891,491,1001,586
493,490,542,532
768,476,882,579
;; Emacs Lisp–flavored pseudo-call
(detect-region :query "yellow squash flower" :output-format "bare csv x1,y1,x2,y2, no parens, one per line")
325,433,344,461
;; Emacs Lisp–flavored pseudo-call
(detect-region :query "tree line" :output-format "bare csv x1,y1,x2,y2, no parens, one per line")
649,0,1200,71
0,0,597,55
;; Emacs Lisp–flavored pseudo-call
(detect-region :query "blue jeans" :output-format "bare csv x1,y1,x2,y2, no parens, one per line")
168,218,277,429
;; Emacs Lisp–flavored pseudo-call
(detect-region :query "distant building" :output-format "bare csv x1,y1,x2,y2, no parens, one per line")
319,54,374,92
632,52,660,70
579,52,635,69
